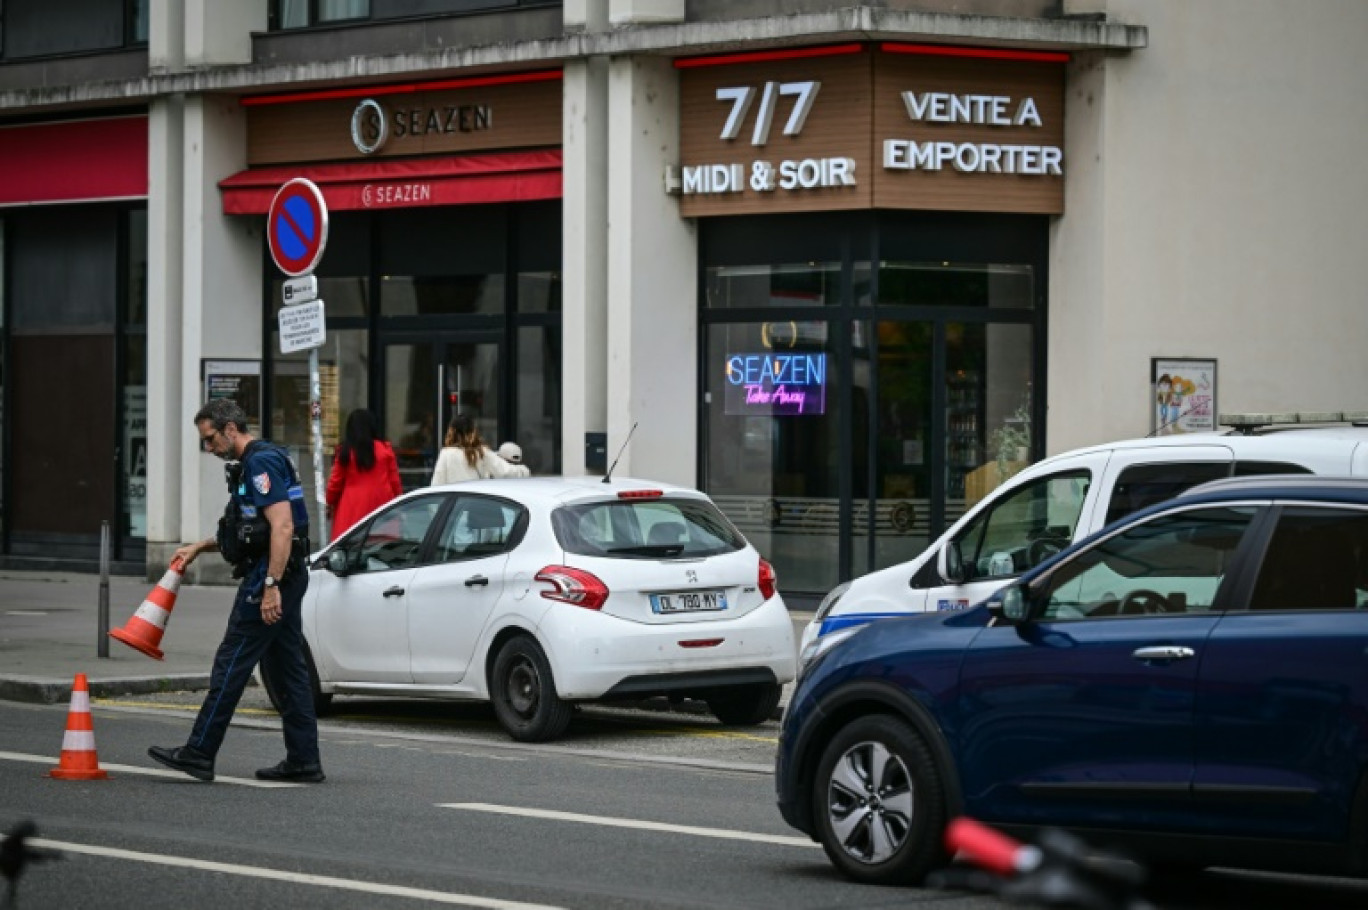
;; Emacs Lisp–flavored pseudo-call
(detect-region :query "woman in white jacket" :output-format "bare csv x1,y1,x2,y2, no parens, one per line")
431,414,530,485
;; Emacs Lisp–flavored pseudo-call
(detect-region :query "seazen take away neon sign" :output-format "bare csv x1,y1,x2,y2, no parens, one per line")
725,352,827,416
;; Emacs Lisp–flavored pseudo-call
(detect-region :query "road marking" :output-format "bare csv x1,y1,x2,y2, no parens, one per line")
438,803,819,849
31,838,565,909
0,751,301,788
94,699,281,718
6,609,48,615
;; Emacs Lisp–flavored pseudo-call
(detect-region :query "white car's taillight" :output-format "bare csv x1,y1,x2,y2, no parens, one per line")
535,565,609,610
759,558,777,600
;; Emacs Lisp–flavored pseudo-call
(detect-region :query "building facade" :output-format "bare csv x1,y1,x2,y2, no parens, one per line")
1,1,1365,598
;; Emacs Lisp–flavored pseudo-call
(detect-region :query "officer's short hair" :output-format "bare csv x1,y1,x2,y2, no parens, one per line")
195,399,250,434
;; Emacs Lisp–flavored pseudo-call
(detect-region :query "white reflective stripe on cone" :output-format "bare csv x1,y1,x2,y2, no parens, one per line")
132,601,170,627
61,731,96,752
69,691,91,713
158,570,182,591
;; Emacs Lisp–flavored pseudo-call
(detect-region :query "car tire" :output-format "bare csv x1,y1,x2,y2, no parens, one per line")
812,714,948,885
706,682,782,726
490,636,573,743
260,643,333,718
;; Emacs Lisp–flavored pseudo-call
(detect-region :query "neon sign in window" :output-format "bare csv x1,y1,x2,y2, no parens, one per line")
724,352,827,416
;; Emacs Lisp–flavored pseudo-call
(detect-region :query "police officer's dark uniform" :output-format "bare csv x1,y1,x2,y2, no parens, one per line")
149,432,323,783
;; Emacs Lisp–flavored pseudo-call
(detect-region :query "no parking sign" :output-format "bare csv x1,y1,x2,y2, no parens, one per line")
267,178,329,278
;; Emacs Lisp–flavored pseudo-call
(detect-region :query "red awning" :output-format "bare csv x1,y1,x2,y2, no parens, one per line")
0,116,148,207
218,150,562,214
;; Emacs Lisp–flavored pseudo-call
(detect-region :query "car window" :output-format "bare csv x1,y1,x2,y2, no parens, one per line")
353,496,446,572
436,496,523,562
553,497,745,559
1232,460,1315,478
956,471,1091,581
1038,506,1257,621
1103,462,1231,525
1248,507,1368,611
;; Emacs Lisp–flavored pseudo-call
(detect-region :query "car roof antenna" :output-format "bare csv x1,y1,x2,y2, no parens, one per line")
602,422,639,484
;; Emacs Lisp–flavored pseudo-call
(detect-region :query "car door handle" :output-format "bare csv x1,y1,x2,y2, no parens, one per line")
465,575,489,588
1132,645,1195,662
383,586,405,597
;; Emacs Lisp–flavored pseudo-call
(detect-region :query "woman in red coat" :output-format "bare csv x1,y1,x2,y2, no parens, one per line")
326,409,404,541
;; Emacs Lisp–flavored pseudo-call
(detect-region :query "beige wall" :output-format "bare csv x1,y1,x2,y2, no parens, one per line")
1049,0,1368,452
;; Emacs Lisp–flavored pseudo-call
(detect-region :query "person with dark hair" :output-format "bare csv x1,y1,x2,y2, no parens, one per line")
147,397,323,784
431,413,528,484
325,408,403,541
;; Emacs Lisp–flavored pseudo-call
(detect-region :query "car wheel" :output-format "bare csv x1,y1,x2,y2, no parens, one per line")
706,682,782,726
259,643,333,718
812,714,948,885
490,636,573,743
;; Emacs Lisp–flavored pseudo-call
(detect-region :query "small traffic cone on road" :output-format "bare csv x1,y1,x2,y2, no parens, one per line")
109,558,184,660
50,673,108,780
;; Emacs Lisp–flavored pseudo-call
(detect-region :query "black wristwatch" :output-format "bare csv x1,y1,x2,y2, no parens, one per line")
263,575,278,589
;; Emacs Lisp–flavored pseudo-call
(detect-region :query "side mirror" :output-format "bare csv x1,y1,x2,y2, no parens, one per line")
941,540,966,585
324,548,352,576
988,584,1031,624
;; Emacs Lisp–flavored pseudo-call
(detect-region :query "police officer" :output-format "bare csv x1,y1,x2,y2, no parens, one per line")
148,398,324,783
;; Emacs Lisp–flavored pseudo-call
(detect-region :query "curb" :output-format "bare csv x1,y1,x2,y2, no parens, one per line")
0,674,218,705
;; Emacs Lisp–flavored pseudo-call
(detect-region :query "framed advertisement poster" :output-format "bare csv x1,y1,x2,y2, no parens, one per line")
1151,358,1217,435
202,359,263,433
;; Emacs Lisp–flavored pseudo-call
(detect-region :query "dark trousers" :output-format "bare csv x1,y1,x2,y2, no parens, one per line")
188,567,319,764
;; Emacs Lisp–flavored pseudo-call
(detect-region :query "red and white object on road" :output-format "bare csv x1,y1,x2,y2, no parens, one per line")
109,559,184,660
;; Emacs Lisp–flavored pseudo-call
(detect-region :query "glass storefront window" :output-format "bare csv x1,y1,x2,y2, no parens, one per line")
878,262,1034,309
517,272,561,313
270,329,370,535
380,274,505,317
516,326,561,475
706,262,843,309
705,317,843,594
946,321,1034,525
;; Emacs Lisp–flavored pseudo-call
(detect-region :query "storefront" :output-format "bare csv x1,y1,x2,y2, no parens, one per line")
676,43,1063,594
0,115,148,568
218,71,565,526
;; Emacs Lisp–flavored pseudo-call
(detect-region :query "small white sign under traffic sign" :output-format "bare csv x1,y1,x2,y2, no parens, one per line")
282,275,319,305
278,299,326,354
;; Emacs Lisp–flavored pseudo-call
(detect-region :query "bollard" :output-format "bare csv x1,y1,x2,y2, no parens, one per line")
97,520,110,658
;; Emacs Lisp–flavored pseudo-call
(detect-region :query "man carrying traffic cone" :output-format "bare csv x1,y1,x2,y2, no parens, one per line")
109,559,184,660
147,398,324,784
50,673,108,780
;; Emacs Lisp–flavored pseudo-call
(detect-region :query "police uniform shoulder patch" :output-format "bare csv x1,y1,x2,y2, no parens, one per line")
253,472,271,495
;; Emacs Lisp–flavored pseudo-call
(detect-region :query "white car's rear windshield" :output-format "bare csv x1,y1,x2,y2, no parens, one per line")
553,497,746,559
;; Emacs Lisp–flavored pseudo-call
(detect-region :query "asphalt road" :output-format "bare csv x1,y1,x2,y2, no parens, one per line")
4,696,1368,909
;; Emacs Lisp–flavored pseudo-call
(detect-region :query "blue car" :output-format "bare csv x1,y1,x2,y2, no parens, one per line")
776,475,1368,885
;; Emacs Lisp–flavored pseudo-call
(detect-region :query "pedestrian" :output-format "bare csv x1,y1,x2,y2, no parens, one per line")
431,414,528,484
496,441,532,476
148,398,323,784
325,408,403,541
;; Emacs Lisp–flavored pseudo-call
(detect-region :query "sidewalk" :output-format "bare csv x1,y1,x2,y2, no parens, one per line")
0,569,233,704
0,569,815,709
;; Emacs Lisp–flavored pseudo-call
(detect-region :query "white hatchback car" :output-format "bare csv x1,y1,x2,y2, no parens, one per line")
261,476,797,741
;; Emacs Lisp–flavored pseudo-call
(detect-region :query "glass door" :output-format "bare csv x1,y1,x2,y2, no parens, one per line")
384,335,502,492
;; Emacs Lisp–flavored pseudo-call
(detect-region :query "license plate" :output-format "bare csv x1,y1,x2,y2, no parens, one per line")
651,590,728,614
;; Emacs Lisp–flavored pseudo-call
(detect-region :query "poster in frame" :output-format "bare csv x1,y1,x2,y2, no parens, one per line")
1151,357,1217,435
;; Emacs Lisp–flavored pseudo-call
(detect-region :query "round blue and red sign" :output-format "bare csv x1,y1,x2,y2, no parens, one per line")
267,178,329,277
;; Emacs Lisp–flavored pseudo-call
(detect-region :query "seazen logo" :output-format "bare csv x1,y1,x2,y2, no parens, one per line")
351,99,389,155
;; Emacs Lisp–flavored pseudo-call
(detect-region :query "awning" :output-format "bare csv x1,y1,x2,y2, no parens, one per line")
0,116,148,207
218,149,561,215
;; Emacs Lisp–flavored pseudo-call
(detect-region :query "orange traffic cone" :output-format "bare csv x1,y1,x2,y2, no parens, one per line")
50,673,109,780
109,558,184,660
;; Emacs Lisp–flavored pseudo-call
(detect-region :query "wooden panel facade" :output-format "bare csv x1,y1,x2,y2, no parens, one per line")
246,78,563,166
678,47,1064,217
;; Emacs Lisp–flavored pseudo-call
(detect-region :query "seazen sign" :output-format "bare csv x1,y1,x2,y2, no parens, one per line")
724,352,828,416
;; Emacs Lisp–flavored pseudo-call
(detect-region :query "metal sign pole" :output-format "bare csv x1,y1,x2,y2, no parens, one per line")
310,347,327,543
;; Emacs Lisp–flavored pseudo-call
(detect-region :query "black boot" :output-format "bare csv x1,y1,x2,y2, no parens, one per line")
255,759,325,783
